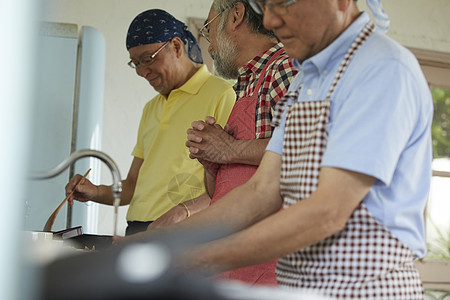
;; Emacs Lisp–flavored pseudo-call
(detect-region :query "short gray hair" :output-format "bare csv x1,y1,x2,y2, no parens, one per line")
212,0,275,38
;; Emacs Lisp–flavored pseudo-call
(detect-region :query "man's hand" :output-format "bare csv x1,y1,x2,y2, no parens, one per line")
186,117,238,165
65,174,98,205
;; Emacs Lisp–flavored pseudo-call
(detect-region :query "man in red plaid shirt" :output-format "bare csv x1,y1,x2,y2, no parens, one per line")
184,0,298,286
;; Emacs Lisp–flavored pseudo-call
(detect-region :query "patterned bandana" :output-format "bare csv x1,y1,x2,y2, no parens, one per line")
126,9,203,64
366,0,390,33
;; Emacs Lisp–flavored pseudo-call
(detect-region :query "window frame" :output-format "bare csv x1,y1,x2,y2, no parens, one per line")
409,47,450,292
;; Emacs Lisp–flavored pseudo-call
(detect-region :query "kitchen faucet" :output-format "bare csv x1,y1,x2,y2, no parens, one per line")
31,149,122,236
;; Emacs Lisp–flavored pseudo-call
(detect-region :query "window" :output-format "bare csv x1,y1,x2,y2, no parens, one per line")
410,47,450,298
428,87,450,263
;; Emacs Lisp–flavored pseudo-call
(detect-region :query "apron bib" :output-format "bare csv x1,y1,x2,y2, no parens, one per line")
273,22,423,299
211,48,285,285
211,48,285,204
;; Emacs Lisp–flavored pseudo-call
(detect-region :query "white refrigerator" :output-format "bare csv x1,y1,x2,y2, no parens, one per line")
24,22,105,233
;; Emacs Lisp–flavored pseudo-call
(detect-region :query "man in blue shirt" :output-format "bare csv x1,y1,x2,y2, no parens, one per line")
135,1,432,298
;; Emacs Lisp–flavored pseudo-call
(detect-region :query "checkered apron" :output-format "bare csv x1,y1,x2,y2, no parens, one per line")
272,22,424,299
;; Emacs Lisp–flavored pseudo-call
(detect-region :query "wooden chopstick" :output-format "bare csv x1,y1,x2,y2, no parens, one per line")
43,168,92,231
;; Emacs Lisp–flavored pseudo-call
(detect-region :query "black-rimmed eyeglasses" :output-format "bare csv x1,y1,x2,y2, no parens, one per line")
249,0,297,16
127,40,170,69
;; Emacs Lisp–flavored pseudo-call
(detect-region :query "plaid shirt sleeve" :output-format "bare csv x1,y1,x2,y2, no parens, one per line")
256,54,298,139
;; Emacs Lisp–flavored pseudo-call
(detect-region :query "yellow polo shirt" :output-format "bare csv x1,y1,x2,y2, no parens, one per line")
127,65,235,221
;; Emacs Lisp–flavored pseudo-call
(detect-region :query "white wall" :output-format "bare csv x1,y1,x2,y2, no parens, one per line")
41,0,450,235
358,0,450,53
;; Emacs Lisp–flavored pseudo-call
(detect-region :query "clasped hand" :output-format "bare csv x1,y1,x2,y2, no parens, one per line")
186,116,236,166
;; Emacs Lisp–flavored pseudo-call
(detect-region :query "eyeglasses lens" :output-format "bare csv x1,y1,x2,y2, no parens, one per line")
249,0,293,16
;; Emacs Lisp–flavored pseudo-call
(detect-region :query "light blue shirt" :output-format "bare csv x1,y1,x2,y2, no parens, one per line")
267,12,433,257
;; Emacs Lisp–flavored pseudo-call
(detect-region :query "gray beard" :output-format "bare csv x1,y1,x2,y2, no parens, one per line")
209,32,239,79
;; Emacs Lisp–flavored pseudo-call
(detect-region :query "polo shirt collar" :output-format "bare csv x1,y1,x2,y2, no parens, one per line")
175,64,210,95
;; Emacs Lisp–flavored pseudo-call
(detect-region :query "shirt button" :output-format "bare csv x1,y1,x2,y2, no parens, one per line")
323,70,328,75
307,89,313,95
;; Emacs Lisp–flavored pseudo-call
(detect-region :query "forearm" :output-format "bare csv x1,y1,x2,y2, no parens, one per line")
146,194,211,230
228,138,270,166
204,168,217,198
174,166,282,236
192,196,337,272
181,193,211,216
188,168,376,273
90,184,114,205
92,178,135,206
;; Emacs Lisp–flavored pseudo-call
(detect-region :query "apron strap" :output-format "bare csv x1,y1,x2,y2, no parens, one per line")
272,21,375,128
326,21,375,100
249,47,286,97
271,89,299,127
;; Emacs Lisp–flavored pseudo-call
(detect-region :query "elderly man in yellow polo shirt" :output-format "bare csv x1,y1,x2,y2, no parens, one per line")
65,9,235,235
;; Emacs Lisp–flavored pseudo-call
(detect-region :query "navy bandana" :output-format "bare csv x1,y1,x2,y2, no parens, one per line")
126,9,203,64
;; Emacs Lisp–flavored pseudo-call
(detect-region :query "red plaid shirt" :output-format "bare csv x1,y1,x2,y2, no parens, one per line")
234,43,298,139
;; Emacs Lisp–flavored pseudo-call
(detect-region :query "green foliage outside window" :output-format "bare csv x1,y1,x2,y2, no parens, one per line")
426,216,450,261
426,87,450,264
431,88,450,158
425,88,450,298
